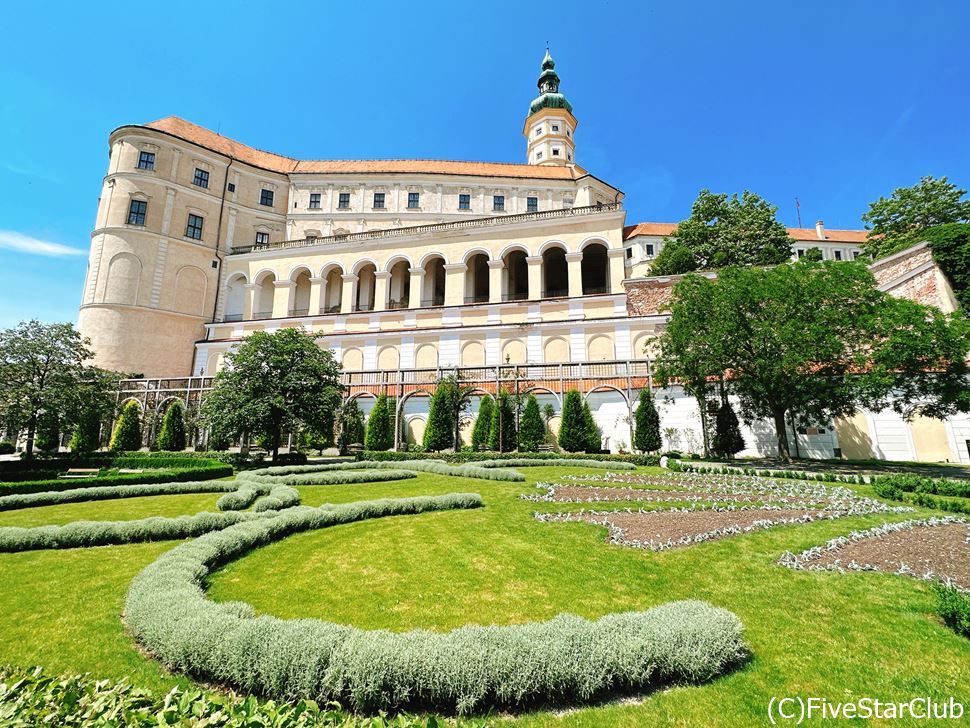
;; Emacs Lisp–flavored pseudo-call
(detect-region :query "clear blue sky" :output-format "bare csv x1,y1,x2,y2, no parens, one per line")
2,0,968,328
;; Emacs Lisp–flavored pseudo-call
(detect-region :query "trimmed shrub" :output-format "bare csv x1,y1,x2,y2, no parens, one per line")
109,402,142,451
68,406,102,454
155,400,187,452
124,494,745,715
933,581,970,638
242,460,525,483
247,469,418,487
471,395,493,451
518,394,546,453
633,389,662,453
0,441,15,455
423,381,456,452
0,460,233,495
472,458,636,470
558,390,586,453
0,478,240,512
487,393,517,452
581,400,601,452
872,480,905,502
711,402,745,458
363,393,393,451
253,485,301,512
33,412,60,453
353,450,662,466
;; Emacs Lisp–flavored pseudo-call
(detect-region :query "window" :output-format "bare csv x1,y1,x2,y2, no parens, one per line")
227,182,236,193
192,168,209,188
185,214,204,240
259,189,274,207
527,196,538,212
535,127,542,136
626,248,633,259
493,195,505,212
373,192,385,209
796,249,805,258
566,129,571,137
552,124,559,132
853,251,862,260
137,151,155,170
552,148,560,157
255,231,269,246
338,192,350,209
458,193,470,210
646,243,655,256
127,199,147,225
306,234,317,244
309,193,321,209
834,250,843,261
407,192,420,209
567,153,572,161
536,151,543,160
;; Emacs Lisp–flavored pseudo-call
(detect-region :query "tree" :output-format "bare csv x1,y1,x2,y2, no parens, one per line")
0,320,120,459
655,189,793,273
656,259,970,461
33,411,60,453
110,401,143,451
364,393,393,451
67,367,118,454
155,399,187,451
803,247,823,262
199,328,343,462
711,402,745,458
633,389,662,453
487,392,517,452
581,400,601,452
518,394,546,452
862,176,970,258
558,389,587,452
471,395,494,451
921,223,970,309
337,399,365,453
424,380,457,451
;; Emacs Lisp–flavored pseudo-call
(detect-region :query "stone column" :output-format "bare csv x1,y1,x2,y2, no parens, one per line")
408,267,425,309
443,263,467,306
565,252,584,298
308,276,324,315
373,271,390,312
526,255,543,300
340,274,357,313
488,260,504,303
243,283,257,320
272,280,294,318
607,248,627,293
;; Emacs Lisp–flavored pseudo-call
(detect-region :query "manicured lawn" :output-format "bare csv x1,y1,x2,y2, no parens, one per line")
0,464,968,726
0,492,223,528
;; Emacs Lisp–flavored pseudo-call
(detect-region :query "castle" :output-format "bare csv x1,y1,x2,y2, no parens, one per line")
81,51,970,463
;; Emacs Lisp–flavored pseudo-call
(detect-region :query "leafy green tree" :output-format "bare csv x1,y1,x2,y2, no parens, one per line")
67,367,118,454
205,427,231,452
650,241,699,276
633,389,662,453
200,328,343,462
155,399,187,451
921,223,970,309
656,259,970,461
654,189,793,274
337,399,365,453
803,247,823,262
862,176,970,258
557,390,587,452
518,394,546,452
33,411,60,453
471,395,494,450
487,392,517,452
110,401,143,451
711,402,745,458
581,400,601,452
364,393,393,451
424,380,457,451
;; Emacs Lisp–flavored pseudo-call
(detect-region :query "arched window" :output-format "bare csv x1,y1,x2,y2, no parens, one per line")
422,256,446,307
355,263,377,312
254,273,275,318
223,274,247,322
465,253,489,303
388,259,411,308
542,246,568,298
581,243,609,295
290,269,311,316
503,250,528,301
323,266,343,313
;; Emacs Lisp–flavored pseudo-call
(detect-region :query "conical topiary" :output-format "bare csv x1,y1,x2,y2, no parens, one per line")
364,393,393,451
471,395,493,451
633,389,662,453
487,393,517,452
518,394,545,452
712,401,745,458
557,390,586,452
110,401,143,451
582,400,601,452
156,399,187,451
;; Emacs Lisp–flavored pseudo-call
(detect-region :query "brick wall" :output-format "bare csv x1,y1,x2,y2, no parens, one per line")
625,277,676,316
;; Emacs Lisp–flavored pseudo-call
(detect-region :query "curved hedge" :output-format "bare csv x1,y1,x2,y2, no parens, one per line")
0,461,233,495
0,479,240,512
240,468,419,487
124,493,745,715
240,460,525,483
471,458,636,471
355,450,661,466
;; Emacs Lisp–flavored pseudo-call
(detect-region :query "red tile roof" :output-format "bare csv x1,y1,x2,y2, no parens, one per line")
624,222,869,244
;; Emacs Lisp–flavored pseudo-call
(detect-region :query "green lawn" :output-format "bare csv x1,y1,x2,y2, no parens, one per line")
1,465,968,726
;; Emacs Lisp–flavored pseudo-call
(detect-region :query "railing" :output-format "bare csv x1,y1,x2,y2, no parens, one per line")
352,303,373,312
252,311,272,320
583,285,611,295
288,308,309,317
387,300,409,309
229,203,623,255
222,313,243,322
503,291,529,302
421,296,445,307
464,293,489,304
542,289,568,299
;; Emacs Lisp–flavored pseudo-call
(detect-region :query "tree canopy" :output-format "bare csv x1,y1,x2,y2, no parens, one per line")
364,393,393,451
470,395,494,451
633,389,662,453
110,401,143,451
652,189,793,275
199,328,343,461
862,176,970,259
518,394,546,452
155,399,187,451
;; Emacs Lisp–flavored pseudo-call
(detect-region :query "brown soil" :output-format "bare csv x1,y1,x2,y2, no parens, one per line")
802,523,970,588
546,486,811,504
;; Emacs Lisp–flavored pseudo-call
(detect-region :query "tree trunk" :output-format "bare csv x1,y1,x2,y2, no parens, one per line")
24,413,37,460
696,395,710,458
772,408,791,462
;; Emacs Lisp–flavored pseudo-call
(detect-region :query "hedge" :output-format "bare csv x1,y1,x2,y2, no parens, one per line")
0,462,233,495
244,469,419,487
471,458,636,471
0,479,240,512
124,493,745,714
354,451,661,466
240,460,526,483
253,485,302,512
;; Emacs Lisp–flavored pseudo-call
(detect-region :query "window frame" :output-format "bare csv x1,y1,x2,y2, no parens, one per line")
137,151,155,171
185,213,204,240
526,196,538,213
254,231,269,246
373,192,386,209
407,191,420,209
127,198,147,226
458,193,471,210
338,192,351,209
259,189,275,207
309,192,321,209
192,168,210,189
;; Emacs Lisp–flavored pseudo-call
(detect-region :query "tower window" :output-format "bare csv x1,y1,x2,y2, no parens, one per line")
193,168,209,188
536,151,543,160
255,231,269,246
373,192,385,209
567,153,572,161
127,199,147,225
259,189,274,207
552,124,559,132
566,129,571,137
646,243,655,256
834,250,843,261
338,193,350,209
552,148,560,156
527,196,538,213
493,195,505,212
227,182,236,193
185,214,204,240
458,194,470,210
626,248,633,259
407,192,420,209
309,193,321,209
137,151,155,170
535,127,542,136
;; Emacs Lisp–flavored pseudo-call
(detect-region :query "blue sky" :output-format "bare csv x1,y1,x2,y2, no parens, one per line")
2,0,968,327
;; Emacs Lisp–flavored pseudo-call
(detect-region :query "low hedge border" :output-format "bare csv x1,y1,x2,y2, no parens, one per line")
472,458,636,471
671,461,869,485
240,460,526,483
355,451,661,466
124,492,745,715
0,479,240,512
243,469,419,487
0,462,233,495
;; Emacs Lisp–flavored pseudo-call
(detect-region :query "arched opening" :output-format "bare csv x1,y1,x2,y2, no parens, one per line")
388,259,411,309
354,263,376,312
542,246,568,298
585,387,631,453
422,255,446,307
323,266,343,313
290,269,311,317
254,272,275,319
103,252,142,305
581,243,610,295
465,253,489,303
503,249,529,301
223,274,247,322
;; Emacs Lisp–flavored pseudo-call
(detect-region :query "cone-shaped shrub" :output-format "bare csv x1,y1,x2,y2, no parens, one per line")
423,381,456,452
470,395,493,451
712,402,745,458
110,401,143,451
582,400,601,452
558,390,586,452
69,406,102,453
364,393,393,451
487,393,517,452
633,389,662,453
518,395,546,452
34,412,60,453
156,400,187,452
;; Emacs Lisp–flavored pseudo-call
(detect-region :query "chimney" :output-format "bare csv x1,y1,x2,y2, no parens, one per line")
815,220,826,240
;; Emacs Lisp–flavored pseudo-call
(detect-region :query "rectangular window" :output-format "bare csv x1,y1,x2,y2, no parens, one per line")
137,151,155,170
227,182,236,193
853,250,862,260
626,248,633,259
407,192,420,209
492,195,505,212
185,214,204,240
338,192,350,209
259,189,274,207
552,148,560,156
373,192,385,208
646,243,655,256
552,124,559,132
192,168,209,188
535,127,542,136
834,250,843,261
255,231,269,246
796,249,805,258
127,199,147,225
309,193,321,209
306,234,317,244
536,151,543,160
458,193,470,210
527,196,538,212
